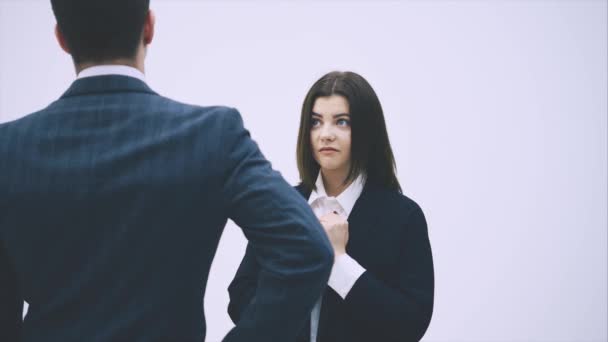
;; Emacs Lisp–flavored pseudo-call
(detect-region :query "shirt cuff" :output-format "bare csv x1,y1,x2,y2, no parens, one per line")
328,253,366,299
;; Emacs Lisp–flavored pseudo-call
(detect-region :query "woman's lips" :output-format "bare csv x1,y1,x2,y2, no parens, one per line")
319,148,338,154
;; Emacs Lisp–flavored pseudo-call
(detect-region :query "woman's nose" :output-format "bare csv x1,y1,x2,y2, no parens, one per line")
319,125,336,141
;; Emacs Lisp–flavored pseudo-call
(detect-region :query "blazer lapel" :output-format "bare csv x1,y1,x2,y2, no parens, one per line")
344,184,380,257
294,183,382,341
317,184,380,341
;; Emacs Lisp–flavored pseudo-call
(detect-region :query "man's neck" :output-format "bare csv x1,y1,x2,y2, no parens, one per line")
75,59,144,75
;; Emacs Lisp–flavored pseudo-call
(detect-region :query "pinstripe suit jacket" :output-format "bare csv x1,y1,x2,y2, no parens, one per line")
0,75,333,342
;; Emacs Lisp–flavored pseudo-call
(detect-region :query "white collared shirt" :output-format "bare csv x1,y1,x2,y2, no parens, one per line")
77,65,146,83
309,173,367,342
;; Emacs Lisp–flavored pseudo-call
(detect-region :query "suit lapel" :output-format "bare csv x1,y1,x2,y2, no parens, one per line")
344,184,380,258
317,184,380,341
294,183,382,341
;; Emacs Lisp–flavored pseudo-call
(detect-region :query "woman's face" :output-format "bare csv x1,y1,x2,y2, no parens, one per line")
310,95,352,177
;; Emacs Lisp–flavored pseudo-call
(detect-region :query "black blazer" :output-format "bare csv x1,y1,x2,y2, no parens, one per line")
0,75,334,342
228,183,434,342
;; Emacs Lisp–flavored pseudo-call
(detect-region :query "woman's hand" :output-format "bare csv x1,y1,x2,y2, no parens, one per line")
319,212,349,258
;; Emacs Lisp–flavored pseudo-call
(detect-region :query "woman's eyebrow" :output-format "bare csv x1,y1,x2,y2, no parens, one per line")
310,112,350,118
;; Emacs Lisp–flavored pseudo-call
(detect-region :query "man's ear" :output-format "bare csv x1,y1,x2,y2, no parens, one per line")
54,24,71,55
143,10,155,45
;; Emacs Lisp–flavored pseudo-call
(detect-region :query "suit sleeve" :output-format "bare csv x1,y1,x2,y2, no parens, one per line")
0,242,23,342
218,109,333,342
227,242,259,323
342,204,434,341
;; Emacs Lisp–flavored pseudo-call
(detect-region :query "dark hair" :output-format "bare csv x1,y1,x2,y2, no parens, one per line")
296,71,402,193
51,0,150,64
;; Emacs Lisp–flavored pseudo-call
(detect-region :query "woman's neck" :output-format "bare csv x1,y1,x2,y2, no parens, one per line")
321,169,352,197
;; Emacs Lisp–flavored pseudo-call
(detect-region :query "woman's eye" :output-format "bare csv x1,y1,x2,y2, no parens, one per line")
311,118,321,127
337,118,350,126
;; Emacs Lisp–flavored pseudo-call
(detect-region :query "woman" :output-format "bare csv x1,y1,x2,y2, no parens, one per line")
228,71,434,342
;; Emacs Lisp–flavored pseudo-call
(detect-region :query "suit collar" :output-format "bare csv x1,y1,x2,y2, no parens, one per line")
345,182,379,224
60,75,157,99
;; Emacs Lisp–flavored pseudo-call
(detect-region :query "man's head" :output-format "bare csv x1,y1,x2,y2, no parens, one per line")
51,0,153,67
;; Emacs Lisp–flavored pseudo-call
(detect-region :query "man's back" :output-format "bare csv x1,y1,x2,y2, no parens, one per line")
0,75,333,341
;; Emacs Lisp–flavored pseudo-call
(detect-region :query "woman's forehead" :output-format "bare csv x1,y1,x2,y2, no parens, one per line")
312,95,350,116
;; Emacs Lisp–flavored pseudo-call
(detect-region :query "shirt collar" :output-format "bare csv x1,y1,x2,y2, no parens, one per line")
308,172,365,217
77,65,146,83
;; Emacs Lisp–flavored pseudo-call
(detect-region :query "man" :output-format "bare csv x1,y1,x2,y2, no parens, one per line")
0,1,333,341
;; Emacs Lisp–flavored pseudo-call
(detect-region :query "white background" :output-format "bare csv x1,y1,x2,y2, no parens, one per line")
1,1,606,341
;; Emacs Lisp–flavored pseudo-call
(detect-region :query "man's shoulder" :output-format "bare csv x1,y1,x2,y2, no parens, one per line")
0,96,242,152
0,106,51,137
155,96,241,126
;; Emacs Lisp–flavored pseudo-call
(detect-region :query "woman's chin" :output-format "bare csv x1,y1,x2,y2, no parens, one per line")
319,164,346,173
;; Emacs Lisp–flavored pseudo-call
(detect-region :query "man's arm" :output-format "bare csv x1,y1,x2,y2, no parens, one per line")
227,243,259,324
217,109,333,342
0,242,23,341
